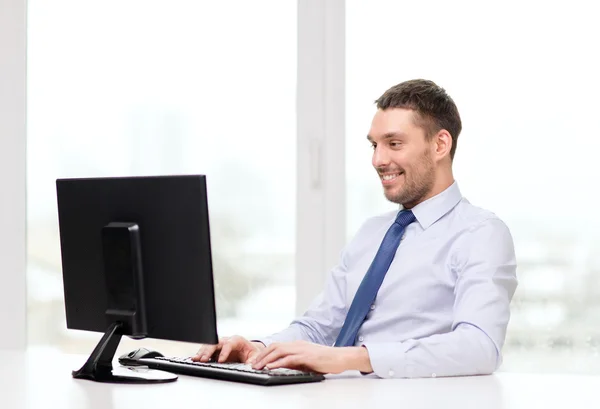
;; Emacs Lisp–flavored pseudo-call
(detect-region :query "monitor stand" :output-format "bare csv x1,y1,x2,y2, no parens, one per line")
72,321,177,383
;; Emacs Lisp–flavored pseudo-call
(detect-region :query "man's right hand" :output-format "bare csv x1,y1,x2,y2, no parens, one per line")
192,335,265,364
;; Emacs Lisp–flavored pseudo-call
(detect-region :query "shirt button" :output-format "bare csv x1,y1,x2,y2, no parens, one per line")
370,304,375,310
388,370,395,377
358,336,364,342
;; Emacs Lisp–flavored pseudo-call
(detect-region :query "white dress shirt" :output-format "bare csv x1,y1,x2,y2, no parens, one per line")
259,181,518,379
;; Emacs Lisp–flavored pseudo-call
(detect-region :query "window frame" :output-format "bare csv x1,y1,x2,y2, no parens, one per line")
296,0,346,314
0,0,27,349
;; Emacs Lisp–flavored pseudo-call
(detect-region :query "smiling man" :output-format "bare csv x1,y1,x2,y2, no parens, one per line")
193,79,518,379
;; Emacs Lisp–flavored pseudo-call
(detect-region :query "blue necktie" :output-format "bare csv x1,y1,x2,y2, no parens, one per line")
334,210,416,347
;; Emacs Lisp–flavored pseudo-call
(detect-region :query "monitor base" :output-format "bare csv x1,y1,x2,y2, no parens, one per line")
74,366,178,384
72,321,177,384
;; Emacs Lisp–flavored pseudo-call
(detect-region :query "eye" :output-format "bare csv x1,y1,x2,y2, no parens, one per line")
389,141,402,148
370,142,377,150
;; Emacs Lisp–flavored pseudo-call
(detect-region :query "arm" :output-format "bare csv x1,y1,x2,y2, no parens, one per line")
362,217,518,378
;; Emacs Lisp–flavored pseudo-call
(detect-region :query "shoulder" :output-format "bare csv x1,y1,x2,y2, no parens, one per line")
452,198,512,235
450,199,516,264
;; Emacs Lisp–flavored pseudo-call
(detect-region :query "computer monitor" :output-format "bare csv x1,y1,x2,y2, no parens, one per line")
56,175,219,383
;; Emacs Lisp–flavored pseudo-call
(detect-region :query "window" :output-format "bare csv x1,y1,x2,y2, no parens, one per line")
27,0,297,354
346,0,600,373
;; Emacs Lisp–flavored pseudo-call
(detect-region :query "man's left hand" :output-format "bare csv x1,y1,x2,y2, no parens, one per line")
250,340,373,374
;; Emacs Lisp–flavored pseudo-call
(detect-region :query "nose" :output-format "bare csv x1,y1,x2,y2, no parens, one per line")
372,145,390,168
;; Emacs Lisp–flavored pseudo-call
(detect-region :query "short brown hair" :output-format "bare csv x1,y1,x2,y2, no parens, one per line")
375,79,462,160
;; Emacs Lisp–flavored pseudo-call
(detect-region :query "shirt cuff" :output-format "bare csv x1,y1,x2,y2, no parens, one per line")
361,341,414,378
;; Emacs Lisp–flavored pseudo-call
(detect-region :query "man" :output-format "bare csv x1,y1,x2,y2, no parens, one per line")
193,79,518,378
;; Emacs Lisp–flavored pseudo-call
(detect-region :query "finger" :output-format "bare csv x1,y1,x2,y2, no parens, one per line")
245,342,265,364
245,349,260,364
193,337,227,362
192,344,217,362
251,344,276,368
218,344,231,362
218,340,236,362
253,342,278,362
264,355,301,370
253,345,291,369
267,356,318,374
193,346,205,358
192,345,209,360
195,343,211,355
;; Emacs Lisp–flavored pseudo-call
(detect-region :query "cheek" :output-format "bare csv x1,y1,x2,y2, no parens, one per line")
402,150,429,171
388,151,406,166
394,155,412,171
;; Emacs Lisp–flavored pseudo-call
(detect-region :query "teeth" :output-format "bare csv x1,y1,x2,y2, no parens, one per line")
382,173,401,181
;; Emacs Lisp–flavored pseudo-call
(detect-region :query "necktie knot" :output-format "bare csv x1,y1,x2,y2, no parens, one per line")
395,210,416,228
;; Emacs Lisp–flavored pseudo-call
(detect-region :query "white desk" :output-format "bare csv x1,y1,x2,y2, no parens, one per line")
2,348,599,409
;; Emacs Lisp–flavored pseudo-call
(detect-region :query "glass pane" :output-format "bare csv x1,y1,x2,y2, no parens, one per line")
347,0,600,373
27,0,296,355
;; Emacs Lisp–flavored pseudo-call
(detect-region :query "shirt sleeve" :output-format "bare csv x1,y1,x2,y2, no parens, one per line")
256,251,349,347
363,217,518,378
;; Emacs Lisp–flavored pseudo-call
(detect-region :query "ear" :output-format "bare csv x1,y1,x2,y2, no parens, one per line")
432,130,452,161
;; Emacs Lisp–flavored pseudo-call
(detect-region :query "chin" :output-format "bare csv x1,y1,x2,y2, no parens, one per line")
384,188,405,205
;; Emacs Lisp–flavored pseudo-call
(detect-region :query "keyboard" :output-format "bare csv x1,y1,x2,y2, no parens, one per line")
138,356,326,386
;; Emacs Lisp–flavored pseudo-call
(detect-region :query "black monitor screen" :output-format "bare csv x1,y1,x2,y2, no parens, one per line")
56,175,218,345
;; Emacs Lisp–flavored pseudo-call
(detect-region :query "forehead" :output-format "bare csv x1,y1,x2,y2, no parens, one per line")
368,108,423,140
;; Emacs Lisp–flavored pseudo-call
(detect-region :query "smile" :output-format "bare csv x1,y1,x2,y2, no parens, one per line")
380,172,403,181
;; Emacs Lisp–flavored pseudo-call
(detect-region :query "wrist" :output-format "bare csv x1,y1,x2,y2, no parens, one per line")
340,346,373,374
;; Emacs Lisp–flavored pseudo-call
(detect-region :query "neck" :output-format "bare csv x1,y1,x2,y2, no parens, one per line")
403,168,454,209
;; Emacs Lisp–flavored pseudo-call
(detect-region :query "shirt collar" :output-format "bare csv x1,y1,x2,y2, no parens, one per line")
401,181,462,230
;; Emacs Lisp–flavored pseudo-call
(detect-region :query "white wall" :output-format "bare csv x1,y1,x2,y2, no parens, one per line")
0,0,27,349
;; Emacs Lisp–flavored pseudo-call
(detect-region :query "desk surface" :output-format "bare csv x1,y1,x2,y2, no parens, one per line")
2,348,599,409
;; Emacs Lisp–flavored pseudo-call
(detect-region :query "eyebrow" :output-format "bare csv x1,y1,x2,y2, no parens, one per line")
366,132,407,142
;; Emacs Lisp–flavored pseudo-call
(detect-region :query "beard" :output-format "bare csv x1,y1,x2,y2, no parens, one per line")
382,150,435,206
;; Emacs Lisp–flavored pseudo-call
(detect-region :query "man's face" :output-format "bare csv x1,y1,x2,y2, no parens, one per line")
367,108,436,208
